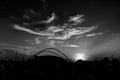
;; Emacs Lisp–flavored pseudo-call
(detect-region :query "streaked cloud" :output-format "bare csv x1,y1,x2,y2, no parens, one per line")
60,44,79,48
86,32,104,37
68,14,85,25
12,12,98,40
41,13,56,24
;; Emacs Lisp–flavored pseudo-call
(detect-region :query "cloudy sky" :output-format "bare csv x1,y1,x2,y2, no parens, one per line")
0,0,120,61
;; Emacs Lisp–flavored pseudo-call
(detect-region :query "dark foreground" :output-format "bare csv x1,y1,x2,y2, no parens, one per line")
0,55,120,80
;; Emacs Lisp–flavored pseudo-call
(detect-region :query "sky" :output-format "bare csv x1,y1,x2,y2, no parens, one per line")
0,0,120,61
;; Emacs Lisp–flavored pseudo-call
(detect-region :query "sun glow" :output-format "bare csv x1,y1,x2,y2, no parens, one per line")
74,53,88,61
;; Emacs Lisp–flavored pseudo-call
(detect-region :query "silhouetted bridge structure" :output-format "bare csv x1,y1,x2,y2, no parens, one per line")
31,48,72,62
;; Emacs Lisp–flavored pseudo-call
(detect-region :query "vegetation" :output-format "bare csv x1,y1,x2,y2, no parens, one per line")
0,49,120,80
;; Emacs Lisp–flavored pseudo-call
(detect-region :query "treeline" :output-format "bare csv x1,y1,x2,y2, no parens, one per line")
0,54,120,80
0,49,29,61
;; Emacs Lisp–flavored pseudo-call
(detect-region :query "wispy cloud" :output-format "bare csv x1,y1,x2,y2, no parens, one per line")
68,14,85,25
41,13,56,24
86,32,104,37
13,24,54,36
60,44,79,48
12,12,98,41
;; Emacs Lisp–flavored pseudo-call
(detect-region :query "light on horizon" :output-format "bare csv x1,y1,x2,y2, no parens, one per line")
74,53,88,61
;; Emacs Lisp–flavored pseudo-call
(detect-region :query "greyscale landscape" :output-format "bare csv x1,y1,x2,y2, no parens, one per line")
0,0,120,80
